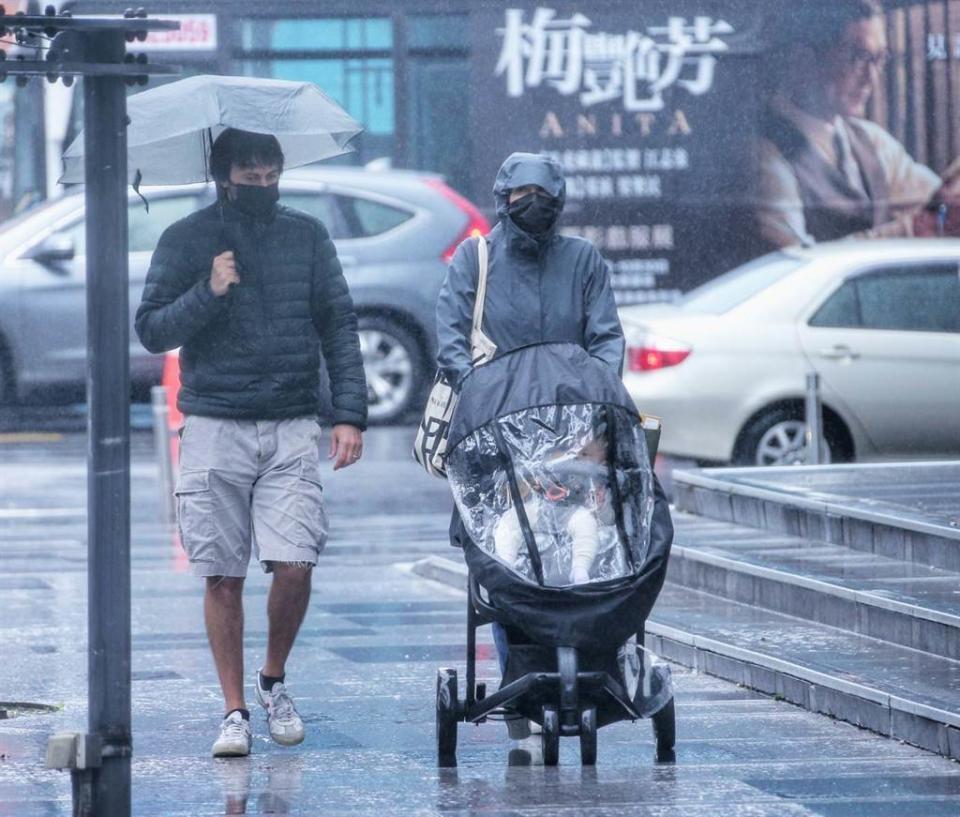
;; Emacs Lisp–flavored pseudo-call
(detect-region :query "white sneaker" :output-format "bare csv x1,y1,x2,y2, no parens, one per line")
256,671,305,746
212,711,252,758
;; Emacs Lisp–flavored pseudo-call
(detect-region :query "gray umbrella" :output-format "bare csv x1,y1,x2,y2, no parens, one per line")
60,74,363,186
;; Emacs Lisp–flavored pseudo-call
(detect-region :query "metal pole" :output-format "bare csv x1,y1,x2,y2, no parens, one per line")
151,386,175,525
83,29,131,817
804,372,824,466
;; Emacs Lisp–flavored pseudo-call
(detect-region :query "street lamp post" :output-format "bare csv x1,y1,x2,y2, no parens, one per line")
0,9,178,816
83,27,132,816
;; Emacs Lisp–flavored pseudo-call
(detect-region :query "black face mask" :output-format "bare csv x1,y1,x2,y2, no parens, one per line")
508,193,561,235
230,182,279,219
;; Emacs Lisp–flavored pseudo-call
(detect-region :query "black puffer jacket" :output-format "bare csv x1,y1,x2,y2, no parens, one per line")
135,199,367,429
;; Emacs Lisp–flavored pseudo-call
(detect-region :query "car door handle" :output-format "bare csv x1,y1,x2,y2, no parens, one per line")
819,345,860,361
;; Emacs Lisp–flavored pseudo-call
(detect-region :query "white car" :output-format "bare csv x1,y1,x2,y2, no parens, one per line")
620,240,960,466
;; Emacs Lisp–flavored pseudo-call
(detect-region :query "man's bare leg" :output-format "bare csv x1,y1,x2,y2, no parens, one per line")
205,576,246,713
262,564,312,677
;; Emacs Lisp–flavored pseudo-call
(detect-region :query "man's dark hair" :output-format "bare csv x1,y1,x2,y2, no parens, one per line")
769,0,883,52
209,128,285,184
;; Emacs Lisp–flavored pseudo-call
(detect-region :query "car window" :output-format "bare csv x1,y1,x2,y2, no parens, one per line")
55,195,201,256
129,196,201,253
811,264,960,333
679,251,807,314
857,266,959,332
57,219,87,255
279,192,348,240
809,280,859,328
339,195,413,237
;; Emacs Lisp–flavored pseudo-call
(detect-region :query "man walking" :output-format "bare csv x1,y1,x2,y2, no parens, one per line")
135,128,367,757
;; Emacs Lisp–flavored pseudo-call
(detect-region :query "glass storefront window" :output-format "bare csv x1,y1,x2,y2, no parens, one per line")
238,17,395,166
239,58,394,164
409,57,470,194
235,14,470,178
240,18,392,52
408,15,468,50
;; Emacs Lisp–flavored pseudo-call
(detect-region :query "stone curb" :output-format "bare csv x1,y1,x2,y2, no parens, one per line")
647,622,960,761
668,544,960,659
673,466,960,546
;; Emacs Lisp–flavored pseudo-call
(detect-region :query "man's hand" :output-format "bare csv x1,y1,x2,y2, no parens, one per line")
329,424,363,470
210,251,240,296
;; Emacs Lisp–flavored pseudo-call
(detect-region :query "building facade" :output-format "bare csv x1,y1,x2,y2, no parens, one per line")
5,0,958,300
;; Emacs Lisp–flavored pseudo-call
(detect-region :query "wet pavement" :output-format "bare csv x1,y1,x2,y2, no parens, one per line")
1,428,958,816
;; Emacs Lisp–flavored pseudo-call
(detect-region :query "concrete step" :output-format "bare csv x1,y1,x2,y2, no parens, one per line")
670,512,960,660
410,555,960,762
648,584,960,762
673,464,960,572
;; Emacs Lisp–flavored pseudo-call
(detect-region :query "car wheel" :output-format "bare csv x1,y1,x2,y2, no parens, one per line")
734,407,834,467
358,315,425,426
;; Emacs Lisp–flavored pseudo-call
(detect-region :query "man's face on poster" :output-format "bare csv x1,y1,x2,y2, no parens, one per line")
821,16,888,118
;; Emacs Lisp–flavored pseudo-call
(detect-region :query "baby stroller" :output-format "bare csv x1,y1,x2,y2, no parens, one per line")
436,342,676,767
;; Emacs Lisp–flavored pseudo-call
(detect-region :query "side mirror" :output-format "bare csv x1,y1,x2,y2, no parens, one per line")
25,233,75,264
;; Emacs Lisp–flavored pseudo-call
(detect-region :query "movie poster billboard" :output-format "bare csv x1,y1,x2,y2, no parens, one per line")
470,1,960,304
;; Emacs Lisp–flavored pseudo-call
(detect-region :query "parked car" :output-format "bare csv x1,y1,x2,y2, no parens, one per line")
620,240,960,466
0,166,488,423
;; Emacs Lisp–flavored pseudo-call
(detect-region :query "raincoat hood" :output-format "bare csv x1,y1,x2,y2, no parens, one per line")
494,153,566,249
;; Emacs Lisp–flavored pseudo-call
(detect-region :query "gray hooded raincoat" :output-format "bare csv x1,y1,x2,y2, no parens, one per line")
436,153,624,389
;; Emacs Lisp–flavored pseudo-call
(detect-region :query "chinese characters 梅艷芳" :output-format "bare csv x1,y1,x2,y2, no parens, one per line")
495,8,735,112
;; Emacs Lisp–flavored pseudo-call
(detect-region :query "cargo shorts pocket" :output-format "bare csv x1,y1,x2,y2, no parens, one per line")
298,457,328,552
175,468,217,562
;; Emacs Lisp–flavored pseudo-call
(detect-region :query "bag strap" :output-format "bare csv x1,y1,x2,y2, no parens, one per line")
471,235,489,334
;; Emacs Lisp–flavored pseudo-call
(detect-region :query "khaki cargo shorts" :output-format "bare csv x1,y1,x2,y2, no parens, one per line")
175,415,328,577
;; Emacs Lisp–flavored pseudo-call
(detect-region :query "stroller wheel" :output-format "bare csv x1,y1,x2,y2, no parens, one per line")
652,697,676,764
541,706,560,766
579,706,597,766
436,667,459,767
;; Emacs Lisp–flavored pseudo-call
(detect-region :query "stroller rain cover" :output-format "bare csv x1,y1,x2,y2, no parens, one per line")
446,343,674,651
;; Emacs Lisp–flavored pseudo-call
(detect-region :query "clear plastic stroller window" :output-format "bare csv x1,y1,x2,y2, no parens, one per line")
447,404,655,587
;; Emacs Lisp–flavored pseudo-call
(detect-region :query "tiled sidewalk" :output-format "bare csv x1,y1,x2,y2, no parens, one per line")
0,430,957,816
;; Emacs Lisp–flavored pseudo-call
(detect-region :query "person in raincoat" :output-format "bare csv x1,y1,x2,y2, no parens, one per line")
435,152,625,756
436,152,623,391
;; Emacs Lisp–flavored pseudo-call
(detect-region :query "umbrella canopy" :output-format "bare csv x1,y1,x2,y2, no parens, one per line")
61,74,363,186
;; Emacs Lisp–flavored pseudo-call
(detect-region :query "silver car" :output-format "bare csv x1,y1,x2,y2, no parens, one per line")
620,240,960,466
0,167,488,423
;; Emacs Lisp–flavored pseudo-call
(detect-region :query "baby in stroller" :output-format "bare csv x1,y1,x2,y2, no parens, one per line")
437,343,675,767
492,433,612,586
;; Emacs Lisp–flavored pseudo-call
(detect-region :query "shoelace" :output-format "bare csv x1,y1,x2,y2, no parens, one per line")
220,717,248,741
268,686,299,725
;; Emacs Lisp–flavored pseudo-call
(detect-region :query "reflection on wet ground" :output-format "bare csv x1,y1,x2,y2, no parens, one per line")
0,429,957,816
